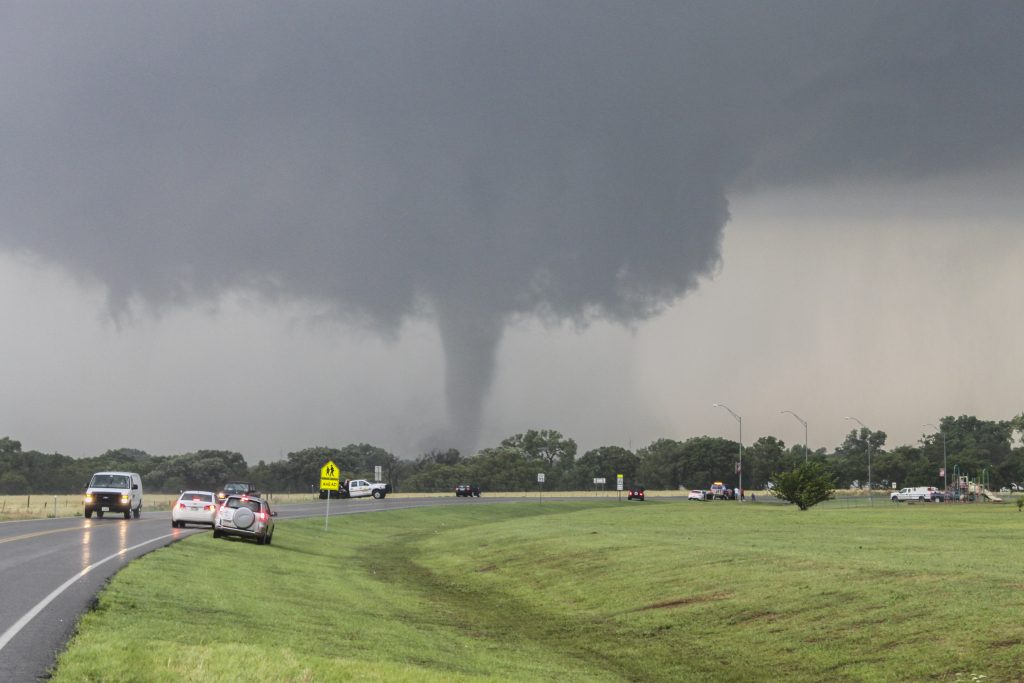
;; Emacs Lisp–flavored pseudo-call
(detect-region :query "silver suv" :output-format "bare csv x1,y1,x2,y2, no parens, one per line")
213,495,276,545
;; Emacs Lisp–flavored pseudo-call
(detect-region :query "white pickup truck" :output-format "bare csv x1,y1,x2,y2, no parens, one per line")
890,486,941,502
341,479,391,499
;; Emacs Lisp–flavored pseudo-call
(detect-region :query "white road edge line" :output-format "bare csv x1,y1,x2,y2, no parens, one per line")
0,531,179,654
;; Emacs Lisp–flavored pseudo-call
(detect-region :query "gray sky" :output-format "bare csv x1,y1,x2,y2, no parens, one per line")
1,2,1022,461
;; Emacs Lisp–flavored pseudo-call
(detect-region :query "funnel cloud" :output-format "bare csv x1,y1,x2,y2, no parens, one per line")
1,2,1022,451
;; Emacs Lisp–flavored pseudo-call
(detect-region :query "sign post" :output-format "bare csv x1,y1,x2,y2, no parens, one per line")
374,465,382,482
537,472,545,503
593,477,606,495
320,460,340,530
616,473,624,502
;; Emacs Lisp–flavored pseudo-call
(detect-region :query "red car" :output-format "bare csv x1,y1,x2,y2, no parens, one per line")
627,486,645,501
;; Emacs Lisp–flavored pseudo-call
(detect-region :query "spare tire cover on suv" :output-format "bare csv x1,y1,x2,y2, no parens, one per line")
232,507,255,529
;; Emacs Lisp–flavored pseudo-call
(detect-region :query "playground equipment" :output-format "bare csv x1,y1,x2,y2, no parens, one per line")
946,468,1004,502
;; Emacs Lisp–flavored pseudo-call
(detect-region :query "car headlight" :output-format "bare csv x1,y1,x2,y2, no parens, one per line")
83,495,93,504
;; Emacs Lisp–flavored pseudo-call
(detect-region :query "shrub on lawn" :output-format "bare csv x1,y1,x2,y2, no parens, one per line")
771,462,836,511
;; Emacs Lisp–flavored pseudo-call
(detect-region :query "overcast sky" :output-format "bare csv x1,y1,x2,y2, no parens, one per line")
2,2,1022,461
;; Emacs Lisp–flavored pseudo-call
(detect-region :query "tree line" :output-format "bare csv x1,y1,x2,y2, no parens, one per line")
2,414,1022,495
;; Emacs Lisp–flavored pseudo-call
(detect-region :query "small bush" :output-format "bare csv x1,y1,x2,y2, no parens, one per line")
771,462,836,511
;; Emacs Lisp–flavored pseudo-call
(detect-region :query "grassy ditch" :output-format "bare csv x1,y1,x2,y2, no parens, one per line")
52,500,1024,681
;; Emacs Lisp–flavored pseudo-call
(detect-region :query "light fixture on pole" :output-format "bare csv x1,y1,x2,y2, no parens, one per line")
781,410,808,462
713,403,743,500
845,416,872,502
924,422,947,493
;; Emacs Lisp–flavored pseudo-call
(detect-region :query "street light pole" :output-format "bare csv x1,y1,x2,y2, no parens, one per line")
845,416,871,502
781,410,808,462
924,423,947,492
713,403,743,500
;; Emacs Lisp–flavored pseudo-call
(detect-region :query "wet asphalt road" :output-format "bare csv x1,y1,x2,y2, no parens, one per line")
0,495,547,682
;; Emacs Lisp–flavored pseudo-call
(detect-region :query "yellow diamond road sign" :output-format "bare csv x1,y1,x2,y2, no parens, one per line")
320,460,340,491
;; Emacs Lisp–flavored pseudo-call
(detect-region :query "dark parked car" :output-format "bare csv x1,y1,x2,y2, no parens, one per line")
455,484,481,497
217,482,260,502
627,486,645,501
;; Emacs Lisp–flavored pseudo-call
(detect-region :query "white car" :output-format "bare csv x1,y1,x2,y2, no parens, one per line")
687,489,707,500
171,490,218,528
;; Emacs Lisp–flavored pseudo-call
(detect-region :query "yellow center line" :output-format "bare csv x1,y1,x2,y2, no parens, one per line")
0,518,164,545
0,527,83,545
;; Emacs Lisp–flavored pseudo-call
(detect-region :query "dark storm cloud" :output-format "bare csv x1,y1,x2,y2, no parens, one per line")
1,1,1022,448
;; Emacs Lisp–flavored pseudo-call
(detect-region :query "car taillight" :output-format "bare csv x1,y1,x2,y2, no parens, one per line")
204,504,215,511
256,511,268,522
178,502,186,509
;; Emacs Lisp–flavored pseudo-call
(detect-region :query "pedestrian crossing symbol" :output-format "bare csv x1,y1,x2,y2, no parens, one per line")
320,460,340,491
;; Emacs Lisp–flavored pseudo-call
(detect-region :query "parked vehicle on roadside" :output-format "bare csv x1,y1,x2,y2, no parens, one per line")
171,490,218,528
627,486,645,501
687,489,708,501
83,471,143,520
890,486,940,502
217,482,260,502
343,478,391,499
455,484,481,497
707,482,735,500
320,478,392,499
213,495,276,544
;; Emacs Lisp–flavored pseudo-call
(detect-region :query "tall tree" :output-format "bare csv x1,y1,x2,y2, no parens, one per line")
940,415,1014,486
832,428,887,487
568,446,638,490
501,429,577,470
636,438,685,489
744,436,794,489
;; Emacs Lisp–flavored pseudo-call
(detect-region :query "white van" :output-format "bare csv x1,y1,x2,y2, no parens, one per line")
84,471,143,519
890,486,939,503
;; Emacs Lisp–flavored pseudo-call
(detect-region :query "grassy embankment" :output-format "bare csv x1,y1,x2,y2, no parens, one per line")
50,499,1024,682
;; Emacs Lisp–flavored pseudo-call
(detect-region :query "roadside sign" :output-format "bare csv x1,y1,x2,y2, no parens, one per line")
594,477,606,484
320,460,340,531
320,460,340,491
374,465,382,481
537,473,545,483
616,474,623,491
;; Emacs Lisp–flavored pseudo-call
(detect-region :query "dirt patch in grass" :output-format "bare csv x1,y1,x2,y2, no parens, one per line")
733,609,778,623
990,639,1021,649
635,592,733,611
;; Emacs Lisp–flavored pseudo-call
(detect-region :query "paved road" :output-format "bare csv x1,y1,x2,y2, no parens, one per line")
0,494,533,682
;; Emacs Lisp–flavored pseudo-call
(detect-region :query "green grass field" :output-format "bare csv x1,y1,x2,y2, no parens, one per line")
50,500,1024,682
